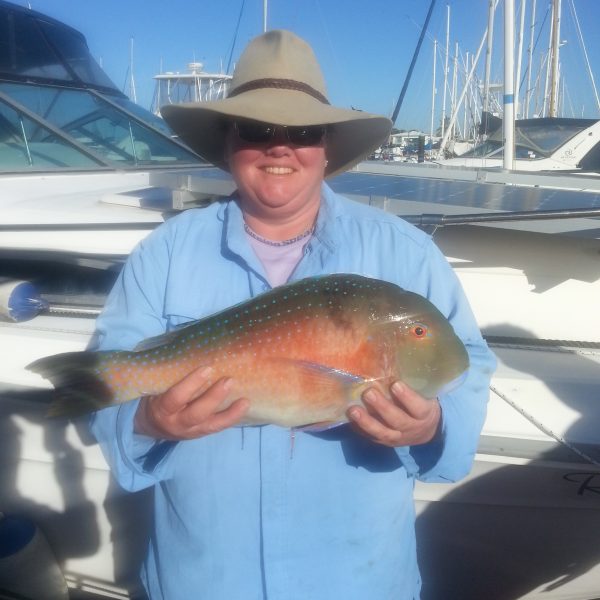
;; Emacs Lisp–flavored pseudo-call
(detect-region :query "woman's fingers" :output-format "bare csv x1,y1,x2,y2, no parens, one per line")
347,381,441,447
158,366,215,415
134,367,249,440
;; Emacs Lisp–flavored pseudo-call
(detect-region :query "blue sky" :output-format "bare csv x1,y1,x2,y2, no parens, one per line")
22,0,600,132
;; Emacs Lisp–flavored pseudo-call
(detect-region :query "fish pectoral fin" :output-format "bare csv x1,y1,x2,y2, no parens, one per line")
268,359,366,386
266,358,370,399
263,359,370,426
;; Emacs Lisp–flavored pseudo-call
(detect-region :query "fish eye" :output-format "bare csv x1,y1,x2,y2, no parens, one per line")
411,323,428,339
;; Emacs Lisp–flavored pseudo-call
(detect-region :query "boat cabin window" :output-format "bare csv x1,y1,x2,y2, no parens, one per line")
578,140,600,172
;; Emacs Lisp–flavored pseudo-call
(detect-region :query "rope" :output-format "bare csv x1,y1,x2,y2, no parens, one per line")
226,0,246,75
489,384,600,467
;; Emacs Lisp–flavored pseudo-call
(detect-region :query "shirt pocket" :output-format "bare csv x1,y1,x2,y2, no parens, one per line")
164,282,254,331
164,298,200,330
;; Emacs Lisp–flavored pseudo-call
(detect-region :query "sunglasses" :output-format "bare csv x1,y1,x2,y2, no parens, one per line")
233,121,326,147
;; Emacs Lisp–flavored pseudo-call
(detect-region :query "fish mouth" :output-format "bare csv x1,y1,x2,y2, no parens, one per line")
402,365,469,399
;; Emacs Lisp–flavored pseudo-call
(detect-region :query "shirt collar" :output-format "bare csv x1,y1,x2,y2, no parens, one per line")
312,183,339,253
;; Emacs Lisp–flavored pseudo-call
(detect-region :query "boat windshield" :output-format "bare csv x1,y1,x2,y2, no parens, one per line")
0,81,202,171
460,140,503,158
460,120,596,160
458,139,545,160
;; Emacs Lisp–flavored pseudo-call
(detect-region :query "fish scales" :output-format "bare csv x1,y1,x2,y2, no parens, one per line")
27,274,470,425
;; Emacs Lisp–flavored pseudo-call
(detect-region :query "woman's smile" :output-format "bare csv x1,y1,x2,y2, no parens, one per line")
261,165,295,175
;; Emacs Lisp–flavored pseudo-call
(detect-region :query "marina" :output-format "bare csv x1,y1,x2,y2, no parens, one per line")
1,0,600,598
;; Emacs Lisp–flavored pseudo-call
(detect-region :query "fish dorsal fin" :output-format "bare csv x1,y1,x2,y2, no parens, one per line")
133,321,196,352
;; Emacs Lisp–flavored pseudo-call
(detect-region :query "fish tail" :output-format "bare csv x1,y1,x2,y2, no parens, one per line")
27,351,115,417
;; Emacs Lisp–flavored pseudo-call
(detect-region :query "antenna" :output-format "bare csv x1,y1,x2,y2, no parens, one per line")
128,37,137,103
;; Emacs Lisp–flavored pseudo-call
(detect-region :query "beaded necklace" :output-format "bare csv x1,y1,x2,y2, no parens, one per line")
243,222,315,247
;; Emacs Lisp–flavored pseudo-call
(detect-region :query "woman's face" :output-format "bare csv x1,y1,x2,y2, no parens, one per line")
224,122,327,222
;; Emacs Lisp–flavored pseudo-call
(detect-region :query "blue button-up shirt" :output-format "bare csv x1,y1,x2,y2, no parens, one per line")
90,183,496,600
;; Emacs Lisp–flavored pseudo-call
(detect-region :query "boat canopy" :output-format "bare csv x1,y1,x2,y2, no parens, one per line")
0,0,118,93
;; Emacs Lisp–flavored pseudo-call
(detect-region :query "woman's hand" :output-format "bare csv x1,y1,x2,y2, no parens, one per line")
347,381,441,447
134,366,249,440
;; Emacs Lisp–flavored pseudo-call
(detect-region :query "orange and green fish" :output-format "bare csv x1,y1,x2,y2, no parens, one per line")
27,274,469,427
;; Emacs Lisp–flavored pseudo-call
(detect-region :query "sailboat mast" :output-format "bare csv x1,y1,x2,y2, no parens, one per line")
263,0,268,32
504,0,515,168
438,1,498,156
514,0,526,118
525,0,536,118
441,4,450,140
482,0,495,118
430,39,437,153
451,41,458,139
463,51,469,139
548,0,561,117
542,0,556,116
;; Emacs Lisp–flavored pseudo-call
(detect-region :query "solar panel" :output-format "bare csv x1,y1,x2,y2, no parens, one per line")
186,165,600,238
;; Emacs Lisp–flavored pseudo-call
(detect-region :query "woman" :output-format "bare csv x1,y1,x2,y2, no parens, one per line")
91,30,495,600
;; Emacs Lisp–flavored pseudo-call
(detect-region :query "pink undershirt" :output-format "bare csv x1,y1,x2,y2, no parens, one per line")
245,232,311,287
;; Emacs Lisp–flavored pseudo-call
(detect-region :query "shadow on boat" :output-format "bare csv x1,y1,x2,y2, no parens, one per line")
417,324,600,600
436,225,600,292
0,390,151,598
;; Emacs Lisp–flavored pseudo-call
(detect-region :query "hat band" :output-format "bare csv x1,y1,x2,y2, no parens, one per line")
228,78,330,104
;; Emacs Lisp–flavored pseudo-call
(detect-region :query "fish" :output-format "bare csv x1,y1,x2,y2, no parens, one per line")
27,274,469,427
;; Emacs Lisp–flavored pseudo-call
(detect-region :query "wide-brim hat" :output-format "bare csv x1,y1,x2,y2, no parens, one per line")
160,30,392,178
